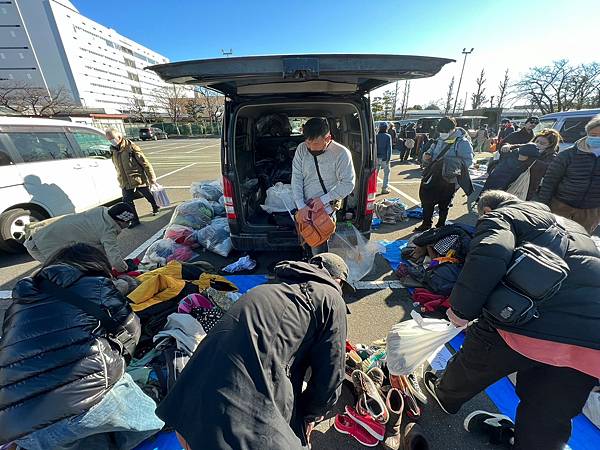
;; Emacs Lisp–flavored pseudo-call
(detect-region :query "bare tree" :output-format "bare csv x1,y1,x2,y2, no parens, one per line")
390,81,401,118
126,96,149,124
516,59,600,114
470,68,488,109
0,82,76,116
153,84,188,134
495,69,511,109
443,77,455,114
196,87,224,129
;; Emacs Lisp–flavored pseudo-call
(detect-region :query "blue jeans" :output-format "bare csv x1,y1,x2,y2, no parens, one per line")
377,158,391,190
15,373,164,450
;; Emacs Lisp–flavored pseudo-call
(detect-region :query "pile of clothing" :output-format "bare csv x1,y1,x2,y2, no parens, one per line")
395,224,475,313
374,198,408,224
337,339,429,448
143,181,233,265
121,260,240,404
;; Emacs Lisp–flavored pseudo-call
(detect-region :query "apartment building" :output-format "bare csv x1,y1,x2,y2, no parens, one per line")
0,0,178,113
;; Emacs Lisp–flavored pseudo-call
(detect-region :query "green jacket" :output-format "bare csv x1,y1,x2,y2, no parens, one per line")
25,207,127,272
111,139,156,190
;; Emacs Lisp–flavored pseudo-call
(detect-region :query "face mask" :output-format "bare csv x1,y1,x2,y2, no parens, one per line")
109,138,119,146
588,136,600,155
439,132,450,140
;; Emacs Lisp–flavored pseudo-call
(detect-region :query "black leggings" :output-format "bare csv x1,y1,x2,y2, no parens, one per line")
122,186,158,220
419,177,456,227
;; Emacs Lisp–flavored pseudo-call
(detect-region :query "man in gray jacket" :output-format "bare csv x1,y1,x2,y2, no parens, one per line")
292,118,356,254
23,203,135,272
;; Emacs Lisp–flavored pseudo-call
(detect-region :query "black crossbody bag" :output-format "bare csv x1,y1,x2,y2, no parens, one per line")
40,279,140,362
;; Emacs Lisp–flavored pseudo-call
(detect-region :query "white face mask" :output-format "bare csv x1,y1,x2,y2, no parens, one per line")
439,132,450,140
109,138,119,146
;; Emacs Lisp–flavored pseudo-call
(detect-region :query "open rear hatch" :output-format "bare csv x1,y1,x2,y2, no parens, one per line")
148,54,454,96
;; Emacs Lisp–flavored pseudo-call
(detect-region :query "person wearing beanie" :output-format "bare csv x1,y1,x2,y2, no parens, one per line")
23,203,134,272
156,253,352,449
415,117,474,231
376,122,393,194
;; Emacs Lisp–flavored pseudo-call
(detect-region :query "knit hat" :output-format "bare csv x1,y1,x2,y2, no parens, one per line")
525,116,540,125
518,143,541,158
379,122,389,131
108,202,136,223
310,252,355,295
436,117,457,133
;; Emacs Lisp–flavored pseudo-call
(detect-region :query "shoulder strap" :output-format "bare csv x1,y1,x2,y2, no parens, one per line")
431,142,454,163
312,153,328,195
39,278,119,333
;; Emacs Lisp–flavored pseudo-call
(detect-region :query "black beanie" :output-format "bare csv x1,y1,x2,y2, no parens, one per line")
437,117,457,133
518,143,541,158
108,202,136,223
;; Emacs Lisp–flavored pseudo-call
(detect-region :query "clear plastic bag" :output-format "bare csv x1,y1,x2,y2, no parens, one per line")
386,311,465,376
150,183,170,207
260,183,295,214
164,224,194,245
329,223,380,282
170,199,214,230
194,217,232,257
190,180,223,202
142,238,197,266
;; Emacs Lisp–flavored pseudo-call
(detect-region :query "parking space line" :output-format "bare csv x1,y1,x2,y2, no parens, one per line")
156,162,198,180
351,280,406,290
184,144,220,154
378,177,420,205
125,226,167,260
0,291,11,299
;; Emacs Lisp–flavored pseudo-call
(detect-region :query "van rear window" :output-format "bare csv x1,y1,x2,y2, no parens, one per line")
7,132,77,163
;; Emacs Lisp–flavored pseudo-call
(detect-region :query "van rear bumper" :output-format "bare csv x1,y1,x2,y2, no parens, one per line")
231,233,301,251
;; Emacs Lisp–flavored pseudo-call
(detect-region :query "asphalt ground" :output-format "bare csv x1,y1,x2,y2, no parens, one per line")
0,138,503,449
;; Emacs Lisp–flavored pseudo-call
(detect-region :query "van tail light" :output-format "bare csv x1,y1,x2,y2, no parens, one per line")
365,169,378,215
223,176,237,220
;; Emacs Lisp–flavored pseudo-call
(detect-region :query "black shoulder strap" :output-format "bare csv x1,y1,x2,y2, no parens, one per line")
312,153,328,195
431,141,454,163
40,279,119,333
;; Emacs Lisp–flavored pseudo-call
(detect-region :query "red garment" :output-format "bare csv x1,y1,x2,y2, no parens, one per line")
412,288,451,312
498,330,600,379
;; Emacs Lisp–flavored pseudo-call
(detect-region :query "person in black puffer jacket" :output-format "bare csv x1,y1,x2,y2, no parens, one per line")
0,243,163,450
423,191,600,450
538,115,600,233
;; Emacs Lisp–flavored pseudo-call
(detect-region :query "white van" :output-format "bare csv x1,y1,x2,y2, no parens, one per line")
536,108,600,150
0,117,122,252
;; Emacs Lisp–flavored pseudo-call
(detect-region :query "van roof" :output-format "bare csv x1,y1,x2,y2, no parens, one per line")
0,116,103,133
541,108,600,119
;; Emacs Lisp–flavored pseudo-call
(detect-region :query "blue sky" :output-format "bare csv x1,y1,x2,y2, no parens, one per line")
72,0,597,106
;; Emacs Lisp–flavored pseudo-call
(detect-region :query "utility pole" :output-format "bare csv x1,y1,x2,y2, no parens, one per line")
490,95,495,108
452,47,474,115
221,48,233,57
463,90,469,114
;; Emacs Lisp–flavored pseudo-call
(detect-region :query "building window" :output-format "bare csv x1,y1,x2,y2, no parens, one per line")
131,86,142,95
135,98,145,107
127,71,139,82
124,57,136,68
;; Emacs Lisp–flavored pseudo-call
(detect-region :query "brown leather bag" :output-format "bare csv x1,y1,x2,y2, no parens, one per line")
295,206,336,248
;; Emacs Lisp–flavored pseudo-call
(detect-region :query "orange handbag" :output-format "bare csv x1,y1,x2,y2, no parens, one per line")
295,206,336,248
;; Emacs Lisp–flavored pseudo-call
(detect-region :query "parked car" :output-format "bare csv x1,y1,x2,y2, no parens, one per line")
0,117,122,252
139,127,168,141
151,54,452,250
535,108,600,150
415,117,442,138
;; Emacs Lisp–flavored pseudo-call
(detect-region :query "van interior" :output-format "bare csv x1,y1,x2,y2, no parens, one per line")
232,102,367,231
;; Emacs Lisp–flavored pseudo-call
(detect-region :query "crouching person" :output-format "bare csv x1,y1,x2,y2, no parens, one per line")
424,191,600,450
156,253,353,449
0,244,164,450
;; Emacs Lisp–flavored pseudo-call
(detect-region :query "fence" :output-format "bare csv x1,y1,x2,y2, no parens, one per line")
124,121,221,139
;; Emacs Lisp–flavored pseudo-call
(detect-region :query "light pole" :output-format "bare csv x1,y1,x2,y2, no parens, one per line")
452,47,474,115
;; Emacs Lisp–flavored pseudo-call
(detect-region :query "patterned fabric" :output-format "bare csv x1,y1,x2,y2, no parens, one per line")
190,306,224,332
433,234,459,255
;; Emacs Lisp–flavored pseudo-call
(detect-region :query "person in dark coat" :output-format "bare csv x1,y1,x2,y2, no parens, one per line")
538,115,600,233
376,122,393,194
488,117,540,174
497,118,515,142
156,253,352,450
479,144,541,197
0,243,162,449
424,190,600,450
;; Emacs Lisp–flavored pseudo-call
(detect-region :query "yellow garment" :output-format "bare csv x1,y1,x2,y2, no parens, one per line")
128,274,186,312
195,273,238,292
137,260,185,282
432,256,461,264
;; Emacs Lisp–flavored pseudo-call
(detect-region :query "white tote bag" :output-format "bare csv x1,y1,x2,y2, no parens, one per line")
506,164,533,200
386,311,465,376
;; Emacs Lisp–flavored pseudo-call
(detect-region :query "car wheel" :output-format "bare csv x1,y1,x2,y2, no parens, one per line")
153,135,158,141
0,208,46,253
164,134,168,140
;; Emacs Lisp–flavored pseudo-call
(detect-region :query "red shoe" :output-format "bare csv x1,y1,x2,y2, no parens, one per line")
334,414,380,447
345,405,386,441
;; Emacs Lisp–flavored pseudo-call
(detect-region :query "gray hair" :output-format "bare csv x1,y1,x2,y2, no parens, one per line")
477,190,519,215
105,127,122,137
585,114,600,134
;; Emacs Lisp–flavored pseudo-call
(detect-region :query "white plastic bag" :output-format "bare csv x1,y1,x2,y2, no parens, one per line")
506,165,532,200
386,311,465,376
150,183,170,207
583,388,600,429
260,183,295,214
329,224,380,282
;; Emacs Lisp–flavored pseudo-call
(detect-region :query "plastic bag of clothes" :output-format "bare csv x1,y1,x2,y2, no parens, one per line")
209,197,226,217
142,238,197,266
329,223,380,282
387,311,465,376
150,183,171,207
190,180,223,202
374,198,407,224
194,217,233,257
164,224,194,245
170,199,214,230
261,182,295,213
256,113,292,137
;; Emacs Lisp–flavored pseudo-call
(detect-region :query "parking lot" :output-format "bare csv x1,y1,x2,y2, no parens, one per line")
0,137,500,449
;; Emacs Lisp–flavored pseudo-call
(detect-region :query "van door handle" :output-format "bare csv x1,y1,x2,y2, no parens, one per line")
73,164,84,169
